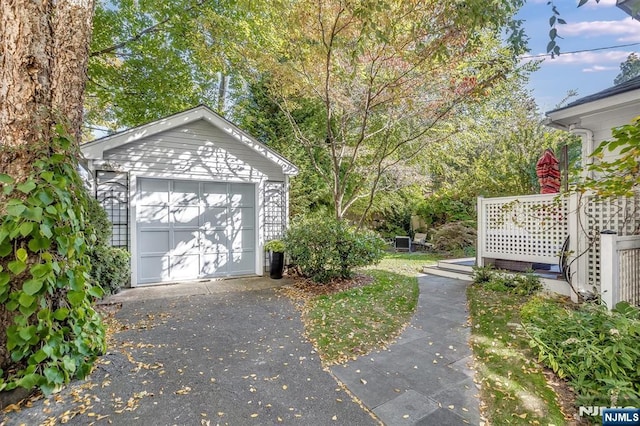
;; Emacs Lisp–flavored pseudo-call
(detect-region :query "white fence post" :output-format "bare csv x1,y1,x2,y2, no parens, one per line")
600,230,619,310
477,196,485,268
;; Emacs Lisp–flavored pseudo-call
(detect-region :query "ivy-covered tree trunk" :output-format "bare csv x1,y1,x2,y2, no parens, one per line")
0,0,101,391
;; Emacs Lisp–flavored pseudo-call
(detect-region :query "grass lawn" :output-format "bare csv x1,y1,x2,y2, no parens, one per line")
467,284,569,425
296,252,441,365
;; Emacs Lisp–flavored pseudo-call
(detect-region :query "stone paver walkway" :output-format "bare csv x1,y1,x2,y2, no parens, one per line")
331,274,480,425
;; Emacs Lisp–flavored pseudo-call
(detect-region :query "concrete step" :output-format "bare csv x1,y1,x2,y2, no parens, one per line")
436,258,475,273
422,265,474,281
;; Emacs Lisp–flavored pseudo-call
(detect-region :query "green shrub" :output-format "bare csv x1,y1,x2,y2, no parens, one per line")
472,265,494,284
521,298,640,408
84,196,130,295
473,267,541,296
264,239,286,252
431,221,476,252
89,246,130,295
285,214,386,283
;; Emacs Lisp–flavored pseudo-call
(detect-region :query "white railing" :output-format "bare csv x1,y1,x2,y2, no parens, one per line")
477,194,569,266
600,232,640,309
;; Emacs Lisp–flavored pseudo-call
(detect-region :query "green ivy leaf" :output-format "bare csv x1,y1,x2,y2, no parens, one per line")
38,190,55,206
40,224,53,239
67,290,85,307
62,356,76,374
44,366,64,384
18,292,35,308
40,171,54,182
0,173,14,184
0,243,9,258
23,278,44,296
6,201,26,217
32,349,48,364
17,181,37,194
53,308,69,321
18,325,37,341
23,206,43,222
19,222,34,237
15,374,41,390
8,260,27,275
30,263,52,279
0,272,9,288
16,248,28,262
87,285,104,299
3,184,14,195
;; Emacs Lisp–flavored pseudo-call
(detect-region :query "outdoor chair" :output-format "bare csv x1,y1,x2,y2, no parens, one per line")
412,233,432,251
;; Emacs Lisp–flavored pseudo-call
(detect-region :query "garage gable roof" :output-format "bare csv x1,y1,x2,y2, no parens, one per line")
81,105,298,176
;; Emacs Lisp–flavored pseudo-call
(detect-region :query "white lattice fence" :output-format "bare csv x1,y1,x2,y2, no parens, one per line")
584,194,640,289
478,194,568,264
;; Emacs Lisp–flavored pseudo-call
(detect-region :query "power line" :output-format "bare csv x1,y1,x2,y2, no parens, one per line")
519,41,640,60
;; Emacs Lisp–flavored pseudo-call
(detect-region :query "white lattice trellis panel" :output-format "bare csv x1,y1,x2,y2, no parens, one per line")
585,194,640,289
482,194,568,263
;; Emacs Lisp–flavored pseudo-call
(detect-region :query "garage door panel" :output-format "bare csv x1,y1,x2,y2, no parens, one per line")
172,181,199,204
202,254,228,275
230,207,253,228
170,254,200,279
139,230,170,253
139,179,169,204
138,205,169,225
202,207,227,229
229,251,254,274
139,255,169,281
231,229,255,250
172,230,199,254
202,230,228,252
229,183,254,207
203,182,228,206
171,205,200,226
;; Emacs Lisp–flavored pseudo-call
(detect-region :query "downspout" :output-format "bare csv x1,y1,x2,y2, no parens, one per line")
568,126,594,180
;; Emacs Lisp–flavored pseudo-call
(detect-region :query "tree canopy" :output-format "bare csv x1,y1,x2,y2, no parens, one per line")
240,0,526,222
614,52,640,85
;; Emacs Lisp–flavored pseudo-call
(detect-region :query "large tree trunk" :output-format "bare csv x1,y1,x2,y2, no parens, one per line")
0,0,95,370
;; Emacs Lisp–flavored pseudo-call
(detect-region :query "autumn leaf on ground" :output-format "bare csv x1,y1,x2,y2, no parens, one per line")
175,386,192,395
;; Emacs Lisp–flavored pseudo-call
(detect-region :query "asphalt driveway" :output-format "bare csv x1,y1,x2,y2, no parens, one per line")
2,285,376,425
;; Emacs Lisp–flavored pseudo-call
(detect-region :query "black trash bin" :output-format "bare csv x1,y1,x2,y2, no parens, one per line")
269,251,284,279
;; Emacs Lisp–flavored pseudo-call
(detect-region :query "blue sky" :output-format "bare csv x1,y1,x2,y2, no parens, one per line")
516,0,640,112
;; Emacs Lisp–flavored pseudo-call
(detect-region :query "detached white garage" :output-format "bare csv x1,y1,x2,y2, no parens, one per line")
81,105,297,287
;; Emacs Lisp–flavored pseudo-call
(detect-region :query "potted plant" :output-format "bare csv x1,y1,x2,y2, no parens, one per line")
264,239,286,279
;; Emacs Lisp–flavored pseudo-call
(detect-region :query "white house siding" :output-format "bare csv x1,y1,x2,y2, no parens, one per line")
578,102,639,163
102,120,285,182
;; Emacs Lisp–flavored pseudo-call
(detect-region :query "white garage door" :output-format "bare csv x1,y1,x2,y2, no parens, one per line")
136,178,255,284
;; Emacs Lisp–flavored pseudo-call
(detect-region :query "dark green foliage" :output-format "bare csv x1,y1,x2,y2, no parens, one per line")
473,267,542,296
264,239,285,253
431,221,477,252
471,265,495,284
415,195,475,228
284,215,386,283
84,197,130,295
89,246,130,296
0,132,106,395
521,298,640,408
